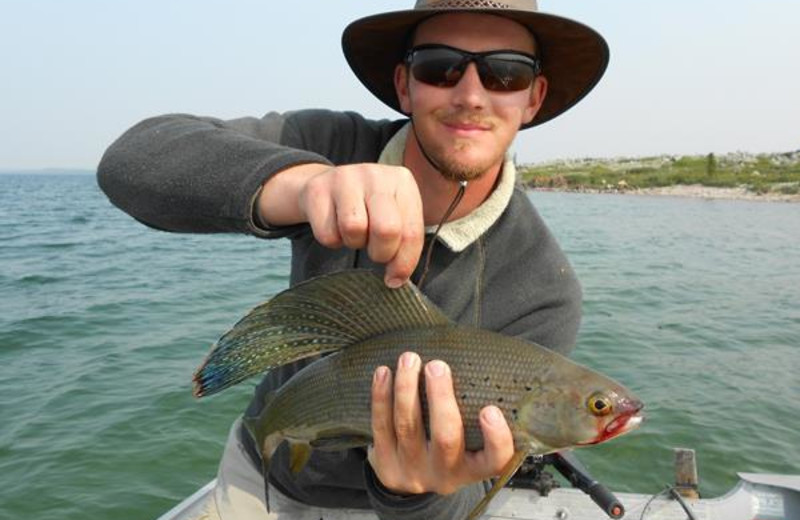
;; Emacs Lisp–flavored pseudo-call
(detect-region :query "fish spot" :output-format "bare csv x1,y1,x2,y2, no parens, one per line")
484,376,490,383
511,408,518,420
497,397,504,403
525,385,533,392
461,393,468,400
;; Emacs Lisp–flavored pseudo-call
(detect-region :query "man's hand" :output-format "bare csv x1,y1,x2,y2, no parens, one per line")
368,352,515,495
258,163,424,288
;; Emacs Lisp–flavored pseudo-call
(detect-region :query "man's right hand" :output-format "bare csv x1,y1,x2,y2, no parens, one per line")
257,163,425,288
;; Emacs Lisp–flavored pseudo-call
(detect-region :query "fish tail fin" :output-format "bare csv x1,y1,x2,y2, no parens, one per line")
193,270,450,397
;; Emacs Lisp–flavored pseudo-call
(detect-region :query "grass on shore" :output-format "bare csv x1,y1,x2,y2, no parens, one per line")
518,152,800,195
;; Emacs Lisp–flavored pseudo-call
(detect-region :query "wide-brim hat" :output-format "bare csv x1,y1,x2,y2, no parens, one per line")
342,0,609,129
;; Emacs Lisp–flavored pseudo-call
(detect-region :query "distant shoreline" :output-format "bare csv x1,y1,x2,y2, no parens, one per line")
520,150,800,203
530,184,800,203
2,169,798,202
0,169,94,175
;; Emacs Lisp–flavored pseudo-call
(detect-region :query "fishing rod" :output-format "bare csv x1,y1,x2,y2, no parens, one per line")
509,451,626,519
550,451,626,519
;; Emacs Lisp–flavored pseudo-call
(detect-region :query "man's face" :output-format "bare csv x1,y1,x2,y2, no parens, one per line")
395,13,547,181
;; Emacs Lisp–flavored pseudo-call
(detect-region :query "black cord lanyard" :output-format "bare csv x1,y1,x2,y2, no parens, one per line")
417,180,467,289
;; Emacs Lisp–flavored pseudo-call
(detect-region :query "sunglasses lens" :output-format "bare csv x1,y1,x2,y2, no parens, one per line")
480,55,536,91
409,47,537,92
410,48,466,88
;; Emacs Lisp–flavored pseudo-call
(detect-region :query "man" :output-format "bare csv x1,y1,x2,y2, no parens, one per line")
98,1,608,518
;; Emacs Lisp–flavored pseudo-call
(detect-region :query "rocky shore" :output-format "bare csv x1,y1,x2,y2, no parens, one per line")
631,184,800,202
531,184,800,203
523,150,800,203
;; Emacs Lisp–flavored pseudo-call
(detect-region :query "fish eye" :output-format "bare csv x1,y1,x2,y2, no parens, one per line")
587,393,613,416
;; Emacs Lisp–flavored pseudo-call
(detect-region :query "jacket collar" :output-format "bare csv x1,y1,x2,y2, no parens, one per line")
378,122,516,252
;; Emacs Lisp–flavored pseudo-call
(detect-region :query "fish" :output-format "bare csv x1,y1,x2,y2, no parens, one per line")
193,270,644,520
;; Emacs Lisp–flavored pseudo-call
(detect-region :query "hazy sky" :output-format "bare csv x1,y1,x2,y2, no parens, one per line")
2,0,799,170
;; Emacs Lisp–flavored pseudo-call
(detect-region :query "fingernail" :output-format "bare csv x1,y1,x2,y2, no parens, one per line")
427,360,446,377
400,352,418,369
483,406,504,425
374,366,388,384
385,276,404,289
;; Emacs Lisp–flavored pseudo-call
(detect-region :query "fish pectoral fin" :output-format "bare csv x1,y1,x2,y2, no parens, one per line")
258,431,284,510
288,441,313,474
287,431,372,474
309,428,373,451
466,449,528,520
260,457,272,513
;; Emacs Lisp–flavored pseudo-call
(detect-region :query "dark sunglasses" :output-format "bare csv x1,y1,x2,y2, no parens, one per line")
404,44,542,92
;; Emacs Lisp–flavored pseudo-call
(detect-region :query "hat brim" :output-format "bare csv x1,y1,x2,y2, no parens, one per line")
342,9,609,129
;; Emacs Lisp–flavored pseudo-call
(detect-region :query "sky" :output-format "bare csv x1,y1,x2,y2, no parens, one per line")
2,0,799,170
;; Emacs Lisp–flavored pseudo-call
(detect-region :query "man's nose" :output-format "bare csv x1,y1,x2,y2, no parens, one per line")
450,62,488,108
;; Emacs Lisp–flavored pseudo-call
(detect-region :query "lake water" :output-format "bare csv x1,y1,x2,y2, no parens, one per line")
1,173,798,519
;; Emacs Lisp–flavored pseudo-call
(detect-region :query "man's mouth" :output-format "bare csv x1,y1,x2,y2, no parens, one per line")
445,121,491,131
438,113,494,132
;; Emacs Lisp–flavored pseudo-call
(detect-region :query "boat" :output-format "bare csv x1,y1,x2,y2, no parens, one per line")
156,450,800,520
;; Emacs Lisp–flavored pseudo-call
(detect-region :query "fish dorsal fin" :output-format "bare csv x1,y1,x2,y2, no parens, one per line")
193,270,450,397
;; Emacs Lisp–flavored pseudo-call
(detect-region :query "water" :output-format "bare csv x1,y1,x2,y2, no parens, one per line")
1,173,798,519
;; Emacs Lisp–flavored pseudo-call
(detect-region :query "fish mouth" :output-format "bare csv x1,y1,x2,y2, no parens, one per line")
604,398,645,439
605,411,644,438
579,402,645,446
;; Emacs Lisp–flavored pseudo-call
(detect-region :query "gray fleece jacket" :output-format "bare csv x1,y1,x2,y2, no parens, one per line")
97,109,582,520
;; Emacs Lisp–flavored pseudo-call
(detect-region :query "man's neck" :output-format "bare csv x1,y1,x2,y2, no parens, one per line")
403,135,502,226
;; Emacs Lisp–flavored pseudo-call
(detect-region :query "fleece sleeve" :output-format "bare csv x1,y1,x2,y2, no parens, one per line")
96,112,332,235
364,464,491,520
96,110,404,237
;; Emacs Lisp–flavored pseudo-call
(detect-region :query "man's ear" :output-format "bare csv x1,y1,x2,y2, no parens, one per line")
394,63,412,115
522,75,548,125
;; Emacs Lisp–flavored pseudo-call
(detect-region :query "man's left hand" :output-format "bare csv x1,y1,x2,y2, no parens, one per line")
368,351,515,495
